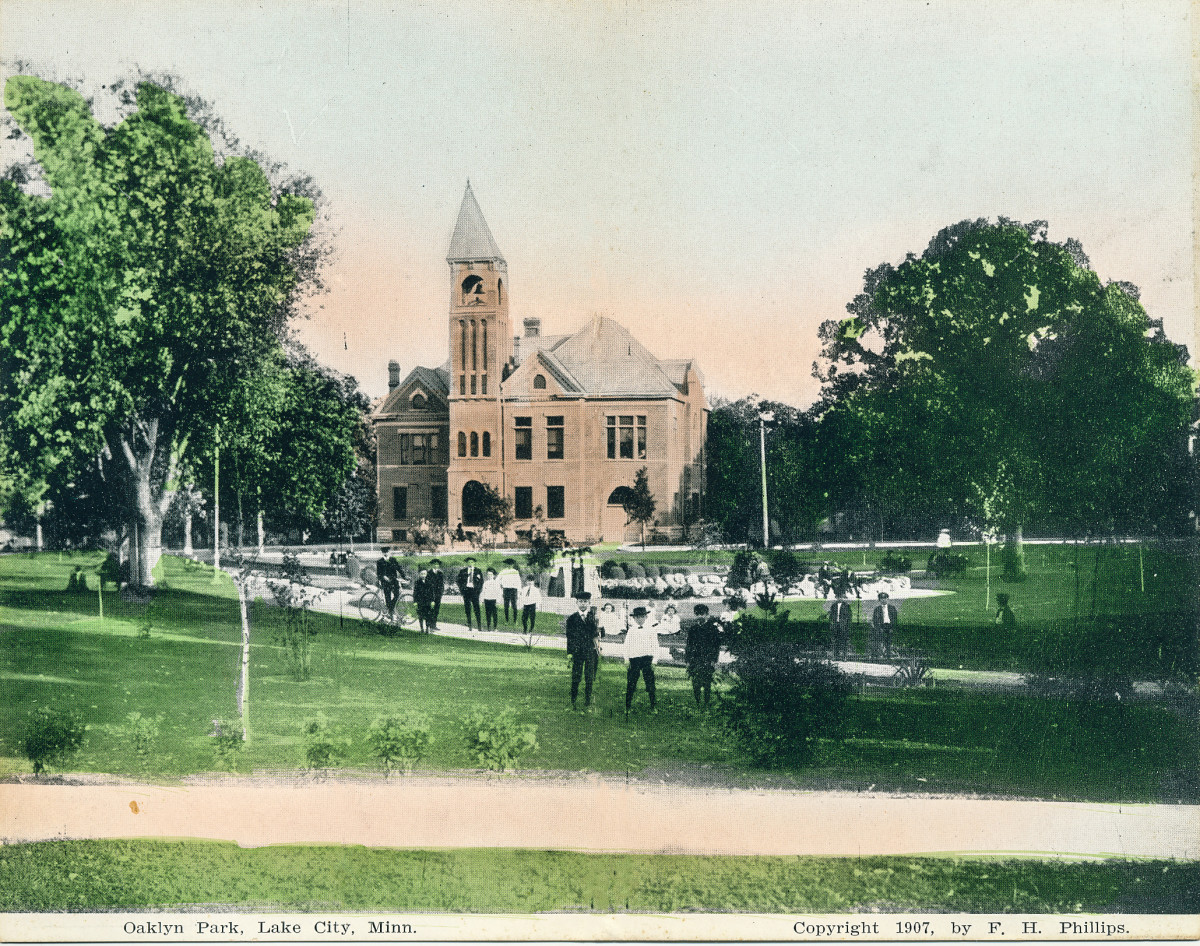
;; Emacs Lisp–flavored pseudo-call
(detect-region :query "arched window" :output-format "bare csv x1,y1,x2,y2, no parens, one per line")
470,432,479,457
533,374,547,390
482,431,491,457
461,275,484,305
457,432,467,457
411,393,427,411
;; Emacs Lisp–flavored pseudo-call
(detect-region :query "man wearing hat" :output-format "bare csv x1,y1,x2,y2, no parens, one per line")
413,565,435,632
376,547,401,620
623,605,661,714
427,559,445,631
870,591,898,659
684,603,721,709
457,556,484,630
564,593,603,711
498,558,522,625
829,593,853,660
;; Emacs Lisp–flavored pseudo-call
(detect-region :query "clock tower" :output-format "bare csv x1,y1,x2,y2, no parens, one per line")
445,182,512,527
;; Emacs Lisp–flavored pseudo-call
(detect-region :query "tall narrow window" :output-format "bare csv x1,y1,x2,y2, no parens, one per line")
481,374,488,395
457,432,467,457
470,374,477,395
546,415,564,460
392,486,408,520
431,485,447,520
514,486,532,520
459,320,466,371
412,434,426,465
399,433,411,465
470,432,479,457
482,320,488,368
514,417,532,460
546,485,565,519
471,320,478,371
637,415,647,459
482,431,491,457
429,433,441,464
459,375,466,396
497,279,503,305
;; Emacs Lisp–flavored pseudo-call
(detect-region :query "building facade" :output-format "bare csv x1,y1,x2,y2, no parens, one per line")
374,184,707,545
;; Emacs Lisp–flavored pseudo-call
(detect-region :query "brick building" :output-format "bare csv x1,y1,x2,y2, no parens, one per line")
374,183,707,544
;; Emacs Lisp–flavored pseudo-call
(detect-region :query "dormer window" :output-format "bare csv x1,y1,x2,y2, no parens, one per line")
533,374,547,390
411,393,427,411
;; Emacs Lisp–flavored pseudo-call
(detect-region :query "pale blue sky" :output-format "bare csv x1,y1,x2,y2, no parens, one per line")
2,0,1193,404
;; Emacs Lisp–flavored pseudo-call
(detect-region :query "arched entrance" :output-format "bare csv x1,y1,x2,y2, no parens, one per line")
602,486,638,544
461,480,488,527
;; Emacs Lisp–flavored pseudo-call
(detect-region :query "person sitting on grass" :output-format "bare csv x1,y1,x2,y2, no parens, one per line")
65,565,87,593
624,605,661,715
518,573,541,634
995,592,1016,629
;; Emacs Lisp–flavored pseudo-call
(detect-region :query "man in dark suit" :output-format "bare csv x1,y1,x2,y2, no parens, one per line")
871,591,898,659
412,566,435,632
427,559,445,630
684,603,721,708
376,546,400,620
829,594,852,660
457,557,484,630
564,592,602,711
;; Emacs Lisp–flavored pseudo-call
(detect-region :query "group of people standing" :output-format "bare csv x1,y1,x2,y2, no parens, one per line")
828,591,900,660
562,596,724,715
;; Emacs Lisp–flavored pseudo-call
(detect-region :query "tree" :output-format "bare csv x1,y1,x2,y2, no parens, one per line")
0,75,319,585
622,466,657,547
813,219,1195,539
472,482,513,557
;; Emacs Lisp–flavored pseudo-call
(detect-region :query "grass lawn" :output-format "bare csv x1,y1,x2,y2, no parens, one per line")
1,553,1195,800
1,840,1195,914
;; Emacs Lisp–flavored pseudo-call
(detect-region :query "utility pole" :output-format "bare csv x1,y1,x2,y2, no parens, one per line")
758,411,774,548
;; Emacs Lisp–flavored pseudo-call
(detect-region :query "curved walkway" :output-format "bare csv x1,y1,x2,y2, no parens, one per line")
2,778,1197,860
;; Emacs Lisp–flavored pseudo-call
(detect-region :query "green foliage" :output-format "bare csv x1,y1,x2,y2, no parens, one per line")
0,74,322,584
119,712,163,765
20,707,86,775
367,713,431,776
462,708,538,773
926,551,970,578
600,559,622,580
621,466,657,546
814,218,1196,538
727,549,761,589
721,644,853,766
300,715,343,771
879,550,912,574
210,720,244,772
269,552,320,681
768,548,804,586
525,535,555,575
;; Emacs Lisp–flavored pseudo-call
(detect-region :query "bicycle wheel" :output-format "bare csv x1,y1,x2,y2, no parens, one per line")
357,590,384,624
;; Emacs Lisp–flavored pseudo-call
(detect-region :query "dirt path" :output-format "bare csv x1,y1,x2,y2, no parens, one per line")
3,778,1197,860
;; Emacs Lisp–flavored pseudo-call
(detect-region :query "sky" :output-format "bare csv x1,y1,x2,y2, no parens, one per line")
1,0,1194,406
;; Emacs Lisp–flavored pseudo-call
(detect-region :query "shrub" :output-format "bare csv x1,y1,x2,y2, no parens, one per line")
601,560,622,580
721,646,853,766
211,719,244,772
301,715,343,772
879,551,912,574
729,550,761,589
768,549,804,586
368,713,432,776
926,550,970,578
627,562,646,580
121,712,163,765
20,707,86,775
462,708,539,772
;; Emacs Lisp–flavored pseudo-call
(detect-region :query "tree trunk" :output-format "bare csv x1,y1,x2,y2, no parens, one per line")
127,453,164,588
236,489,245,550
257,509,265,555
183,510,194,557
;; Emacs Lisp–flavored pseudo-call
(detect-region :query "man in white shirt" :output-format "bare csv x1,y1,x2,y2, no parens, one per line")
480,567,502,631
518,574,542,634
498,559,522,626
624,605,660,715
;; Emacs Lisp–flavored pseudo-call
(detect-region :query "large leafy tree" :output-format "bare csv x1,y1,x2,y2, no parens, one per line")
1,75,317,584
813,219,1195,538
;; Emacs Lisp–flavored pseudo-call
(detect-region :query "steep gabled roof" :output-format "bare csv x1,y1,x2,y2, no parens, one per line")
548,316,680,397
376,365,450,416
446,182,505,265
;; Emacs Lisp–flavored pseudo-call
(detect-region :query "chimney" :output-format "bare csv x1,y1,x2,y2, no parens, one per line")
523,317,541,338
388,360,400,390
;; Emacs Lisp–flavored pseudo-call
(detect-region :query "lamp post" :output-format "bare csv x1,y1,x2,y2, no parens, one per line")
758,411,774,549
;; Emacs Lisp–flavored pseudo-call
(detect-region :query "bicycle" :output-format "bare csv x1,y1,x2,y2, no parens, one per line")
353,586,419,632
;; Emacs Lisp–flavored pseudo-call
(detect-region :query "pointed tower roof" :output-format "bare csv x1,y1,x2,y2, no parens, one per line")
446,181,506,265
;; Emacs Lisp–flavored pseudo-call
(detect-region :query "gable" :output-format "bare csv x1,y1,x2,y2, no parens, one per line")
376,366,450,417
502,349,580,397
